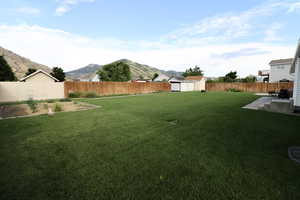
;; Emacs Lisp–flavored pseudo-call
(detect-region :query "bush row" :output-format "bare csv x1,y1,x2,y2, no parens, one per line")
226,88,242,92
68,91,98,98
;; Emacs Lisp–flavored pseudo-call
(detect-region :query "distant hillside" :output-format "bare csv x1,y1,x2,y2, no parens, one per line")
160,70,183,78
66,64,102,80
0,46,51,79
66,59,182,80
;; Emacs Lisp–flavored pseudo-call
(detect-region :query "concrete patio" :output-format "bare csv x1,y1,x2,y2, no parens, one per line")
243,96,299,115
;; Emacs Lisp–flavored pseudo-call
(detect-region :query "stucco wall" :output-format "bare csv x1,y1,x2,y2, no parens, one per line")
24,72,56,83
0,82,64,102
269,64,294,82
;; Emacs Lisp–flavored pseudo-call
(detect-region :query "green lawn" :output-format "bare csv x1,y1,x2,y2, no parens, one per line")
1,92,300,200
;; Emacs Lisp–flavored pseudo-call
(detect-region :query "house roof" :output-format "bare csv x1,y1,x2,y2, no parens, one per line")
269,58,294,66
20,69,59,82
185,76,203,81
153,74,170,81
290,39,300,73
168,76,185,81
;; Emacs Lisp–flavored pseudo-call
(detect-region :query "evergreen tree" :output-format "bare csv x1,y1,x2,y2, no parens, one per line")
51,67,65,82
25,68,37,76
182,66,204,77
152,73,159,81
224,71,237,82
0,56,16,81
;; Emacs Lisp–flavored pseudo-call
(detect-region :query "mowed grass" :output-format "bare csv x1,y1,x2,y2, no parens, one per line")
1,92,300,200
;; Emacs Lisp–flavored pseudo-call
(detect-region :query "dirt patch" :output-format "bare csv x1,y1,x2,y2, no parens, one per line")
0,101,97,119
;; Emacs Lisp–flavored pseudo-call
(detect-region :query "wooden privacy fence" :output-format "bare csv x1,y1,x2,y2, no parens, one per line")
206,82,294,93
64,81,171,97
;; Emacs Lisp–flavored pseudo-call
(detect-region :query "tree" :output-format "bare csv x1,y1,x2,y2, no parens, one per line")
182,66,204,77
0,55,16,81
241,75,257,83
51,67,65,82
139,75,144,80
224,71,237,82
25,68,37,76
97,61,131,82
152,73,159,81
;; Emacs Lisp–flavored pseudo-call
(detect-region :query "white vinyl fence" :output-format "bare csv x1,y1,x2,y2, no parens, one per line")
0,82,64,102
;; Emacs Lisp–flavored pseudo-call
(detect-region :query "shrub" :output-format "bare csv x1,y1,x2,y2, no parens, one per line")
68,91,82,98
54,103,63,112
83,92,98,98
226,88,241,92
43,103,48,109
59,98,72,102
46,99,55,103
27,98,38,113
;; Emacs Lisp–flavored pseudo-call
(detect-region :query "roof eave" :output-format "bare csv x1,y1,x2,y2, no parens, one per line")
20,69,59,82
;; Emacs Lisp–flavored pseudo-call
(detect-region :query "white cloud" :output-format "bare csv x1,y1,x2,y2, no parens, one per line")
162,3,275,46
264,23,284,42
285,2,300,13
162,0,300,47
0,24,295,77
1,0,299,77
16,7,41,15
55,0,95,16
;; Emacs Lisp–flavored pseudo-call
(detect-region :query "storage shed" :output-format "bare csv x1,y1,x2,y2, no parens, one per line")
169,76,206,92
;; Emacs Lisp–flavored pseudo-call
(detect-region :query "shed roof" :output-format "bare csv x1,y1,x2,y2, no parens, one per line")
185,76,203,81
20,69,59,82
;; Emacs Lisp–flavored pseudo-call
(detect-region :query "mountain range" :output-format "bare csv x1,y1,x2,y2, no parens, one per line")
0,46,182,80
0,46,51,79
66,59,183,80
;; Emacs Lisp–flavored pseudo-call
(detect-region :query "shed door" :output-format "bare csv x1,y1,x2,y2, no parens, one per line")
171,83,180,91
181,83,194,91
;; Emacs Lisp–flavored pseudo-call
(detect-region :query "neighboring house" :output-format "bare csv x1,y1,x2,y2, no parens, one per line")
80,79,90,82
290,40,300,111
258,70,270,82
269,58,294,82
153,74,170,82
20,70,59,83
169,76,206,92
168,76,184,82
133,79,152,83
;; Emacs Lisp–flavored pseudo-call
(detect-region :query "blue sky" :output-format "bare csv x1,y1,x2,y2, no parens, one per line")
1,0,300,76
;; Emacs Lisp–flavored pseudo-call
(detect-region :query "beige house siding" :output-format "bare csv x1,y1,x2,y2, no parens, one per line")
23,72,56,83
0,82,64,102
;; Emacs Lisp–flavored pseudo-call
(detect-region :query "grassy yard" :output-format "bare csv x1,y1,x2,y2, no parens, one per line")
1,92,300,200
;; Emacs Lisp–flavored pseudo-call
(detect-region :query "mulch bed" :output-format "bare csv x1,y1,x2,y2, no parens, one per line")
0,101,98,119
